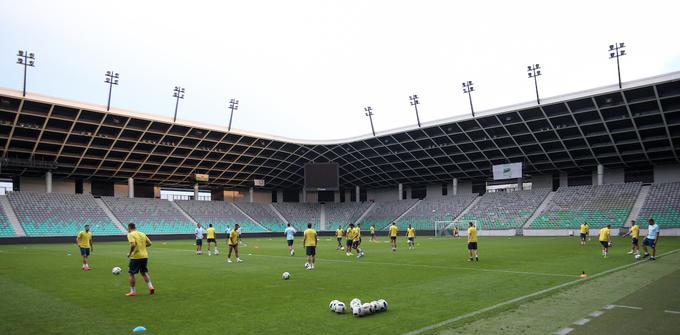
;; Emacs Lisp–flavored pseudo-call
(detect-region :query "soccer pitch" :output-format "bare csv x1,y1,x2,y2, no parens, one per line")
1,236,679,335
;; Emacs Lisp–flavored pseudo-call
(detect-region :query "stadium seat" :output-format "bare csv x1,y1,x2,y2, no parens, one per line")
102,197,194,234
398,195,478,230
462,189,551,230
272,203,320,230
636,182,680,228
325,202,372,229
7,192,120,236
234,203,287,232
0,204,16,237
175,200,268,233
530,183,641,229
359,199,419,230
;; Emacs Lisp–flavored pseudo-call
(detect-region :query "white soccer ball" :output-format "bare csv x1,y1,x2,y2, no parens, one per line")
352,306,362,316
334,302,346,314
112,266,122,275
350,298,362,308
635,254,641,260
329,300,339,310
369,301,379,313
282,272,290,280
377,299,388,311
304,262,311,269
361,303,372,316
341,246,345,251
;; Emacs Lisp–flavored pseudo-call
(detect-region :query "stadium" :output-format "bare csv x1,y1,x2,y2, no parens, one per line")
2,2,680,335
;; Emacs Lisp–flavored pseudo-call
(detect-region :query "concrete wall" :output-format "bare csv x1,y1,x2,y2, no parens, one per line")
367,187,398,202
83,181,92,194
113,184,129,198
531,175,553,190
654,164,680,183
592,167,625,185
19,177,47,192
305,191,319,204
426,184,444,198
53,180,75,193
252,190,271,203
224,190,247,203
457,181,473,194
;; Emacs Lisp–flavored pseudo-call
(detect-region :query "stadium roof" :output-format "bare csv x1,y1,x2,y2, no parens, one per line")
1,72,679,190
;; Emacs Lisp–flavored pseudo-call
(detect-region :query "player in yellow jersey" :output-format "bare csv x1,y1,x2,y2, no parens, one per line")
389,222,398,252
206,224,218,256
345,224,355,256
599,224,611,258
370,224,376,242
126,223,154,296
335,225,344,250
579,222,589,246
622,220,640,256
353,224,365,258
303,223,318,269
227,223,242,263
406,224,416,250
467,222,478,262
76,224,93,270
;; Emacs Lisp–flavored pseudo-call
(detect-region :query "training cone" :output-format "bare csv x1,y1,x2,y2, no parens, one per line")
579,271,588,278
132,326,146,333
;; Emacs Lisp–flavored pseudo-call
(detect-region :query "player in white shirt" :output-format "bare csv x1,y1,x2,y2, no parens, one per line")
284,224,297,256
194,223,206,255
642,218,660,261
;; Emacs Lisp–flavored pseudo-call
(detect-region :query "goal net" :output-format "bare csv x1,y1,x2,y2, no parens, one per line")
434,220,478,237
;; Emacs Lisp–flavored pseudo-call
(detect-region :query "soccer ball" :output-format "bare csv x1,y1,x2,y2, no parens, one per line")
352,306,362,316
329,300,339,311
635,254,641,260
304,262,311,269
369,301,379,313
350,298,362,309
334,302,346,314
112,266,122,275
377,299,388,311
282,272,290,280
361,303,372,316
341,246,345,251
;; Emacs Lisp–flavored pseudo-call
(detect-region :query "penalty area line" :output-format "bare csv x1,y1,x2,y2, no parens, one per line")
401,248,680,335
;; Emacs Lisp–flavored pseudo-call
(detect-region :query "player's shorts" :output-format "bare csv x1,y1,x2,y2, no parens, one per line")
579,233,587,240
352,240,359,249
229,243,238,248
79,247,90,256
357,237,362,246
346,239,353,247
306,246,316,256
371,233,375,237
631,238,639,245
642,238,656,248
600,241,609,248
337,237,342,243
128,258,149,274
196,239,203,246
390,236,397,241
287,239,294,246
467,242,478,250
408,237,415,242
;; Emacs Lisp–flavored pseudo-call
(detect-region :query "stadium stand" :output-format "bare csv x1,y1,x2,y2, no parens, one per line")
359,199,418,230
398,194,478,230
530,183,642,229
462,189,551,229
0,202,16,237
235,203,286,232
272,203,320,230
637,182,680,228
325,202,372,229
7,192,119,236
102,197,193,234
175,200,267,233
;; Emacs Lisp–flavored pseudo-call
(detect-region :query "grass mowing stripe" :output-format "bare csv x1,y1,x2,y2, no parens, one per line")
402,248,680,335
248,253,577,278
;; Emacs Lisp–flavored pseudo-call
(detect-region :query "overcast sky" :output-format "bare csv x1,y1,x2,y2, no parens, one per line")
1,0,679,141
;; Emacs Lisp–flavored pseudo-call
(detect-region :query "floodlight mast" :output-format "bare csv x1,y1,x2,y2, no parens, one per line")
227,98,239,131
527,64,542,104
104,71,119,111
172,86,185,122
16,50,35,97
609,42,626,89
462,81,475,117
364,106,375,136
410,95,421,127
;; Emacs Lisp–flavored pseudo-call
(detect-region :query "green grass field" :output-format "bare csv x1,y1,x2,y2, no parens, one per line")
1,236,679,335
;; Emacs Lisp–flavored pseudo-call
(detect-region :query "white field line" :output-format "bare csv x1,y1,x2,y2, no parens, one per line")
664,310,680,314
573,318,590,325
605,304,643,310
401,248,680,335
247,253,576,278
553,327,574,335
588,310,605,318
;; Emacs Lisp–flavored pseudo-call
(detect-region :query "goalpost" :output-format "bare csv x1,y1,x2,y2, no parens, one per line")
434,220,478,237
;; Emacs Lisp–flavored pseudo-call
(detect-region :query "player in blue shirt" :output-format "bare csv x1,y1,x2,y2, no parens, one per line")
284,223,297,256
642,219,661,261
642,218,660,261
